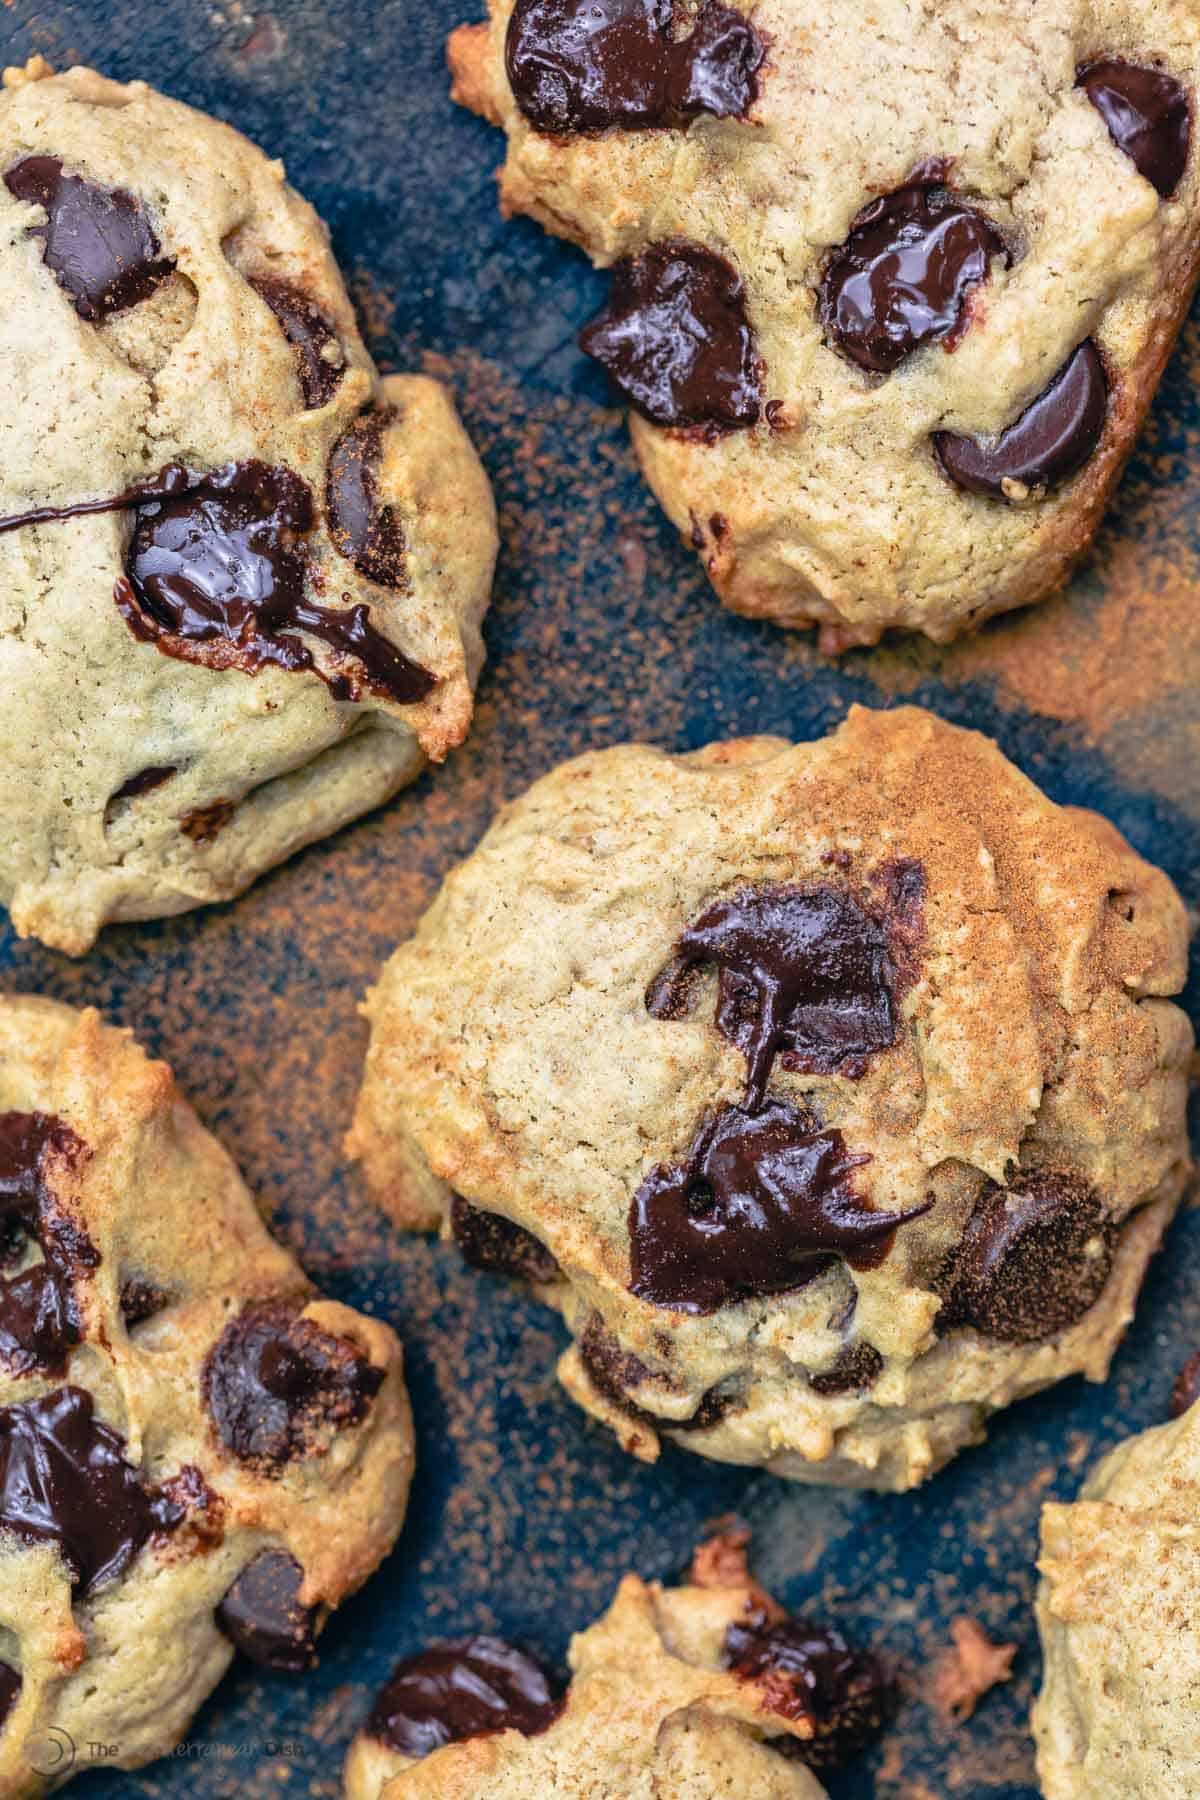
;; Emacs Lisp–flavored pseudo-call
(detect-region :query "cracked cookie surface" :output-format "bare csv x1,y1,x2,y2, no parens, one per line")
343,1533,891,1797
1034,1381,1200,1798
0,996,413,1793
450,0,1200,647
349,705,1191,1490
0,61,496,953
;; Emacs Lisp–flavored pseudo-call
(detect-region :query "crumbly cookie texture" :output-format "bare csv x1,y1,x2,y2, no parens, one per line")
449,0,1200,648
0,62,496,954
1034,1388,1200,1799
343,1532,891,1798
349,705,1191,1491
0,996,414,1793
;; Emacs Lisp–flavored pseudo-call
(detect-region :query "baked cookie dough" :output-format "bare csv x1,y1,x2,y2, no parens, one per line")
343,1531,889,1797
449,0,1200,648
1033,1368,1200,1798
0,60,496,954
0,995,413,1793
349,705,1191,1491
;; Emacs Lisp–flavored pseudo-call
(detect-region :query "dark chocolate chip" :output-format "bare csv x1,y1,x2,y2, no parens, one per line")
937,1170,1112,1344
203,1300,383,1472
579,1313,731,1432
116,459,435,706
109,765,177,804
1079,59,1191,198
820,182,1006,373
0,1112,96,1376
807,1340,883,1397
326,411,407,589
580,240,761,430
366,1635,563,1758
450,1196,560,1284
1169,1351,1200,1419
217,1550,319,1671
0,1386,183,1593
249,276,346,409
629,1099,929,1313
934,340,1108,498
5,156,174,321
119,1277,173,1327
179,799,235,845
647,884,903,1109
505,0,762,136
725,1609,893,1772
0,1661,19,1728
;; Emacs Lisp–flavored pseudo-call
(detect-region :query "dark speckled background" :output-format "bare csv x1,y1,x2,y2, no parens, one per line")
1,3,1199,1795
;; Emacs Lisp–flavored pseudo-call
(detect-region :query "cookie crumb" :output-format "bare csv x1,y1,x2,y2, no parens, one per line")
932,1617,1017,1720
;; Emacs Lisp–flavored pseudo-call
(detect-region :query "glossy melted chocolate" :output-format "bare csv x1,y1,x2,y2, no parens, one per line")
505,0,762,136
725,1609,893,1771
0,1386,183,1592
580,240,762,430
820,181,1006,373
366,1635,563,1758
628,1099,928,1313
647,884,900,1108
1079,59,1191,198
5,156,174,320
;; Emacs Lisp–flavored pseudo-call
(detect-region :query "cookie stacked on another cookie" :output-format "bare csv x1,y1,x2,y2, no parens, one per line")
0,996,414,1794
1033,1369,1200,1798
0,61,497,953
344,1532,890,1797
350,705,1192,1490
450,0,1200,646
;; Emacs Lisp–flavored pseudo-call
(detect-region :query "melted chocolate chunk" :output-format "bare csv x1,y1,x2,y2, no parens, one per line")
725,1610,893,1772
117,459,435,706
326,411,407,588
579,1313,731,1431
629,1100,928,1313
647,884,900,1109
938,1171,1112,1344
820,182,1006,373
5,156,174,321
1169,1351,1200,1419
505,0,762,136
203,1301,383,1471
109,765,177,804
0,1386,183,1592
450,1196,560,1284
0,1661,19,1728
366,1636,562,1758
934,340,1108,498
0,1112,95,1376
807,1340,883,1397
217,1550,319,1671
250,276,346,409
580,241,761,430
1079,60,1191,198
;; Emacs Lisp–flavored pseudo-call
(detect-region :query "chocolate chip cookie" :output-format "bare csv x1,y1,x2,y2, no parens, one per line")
0,61,496,954
349,705,1191,1490
343,1531,889,1796
0,995,413,1793
449,0,1200,648
1033,1365,1200,1798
